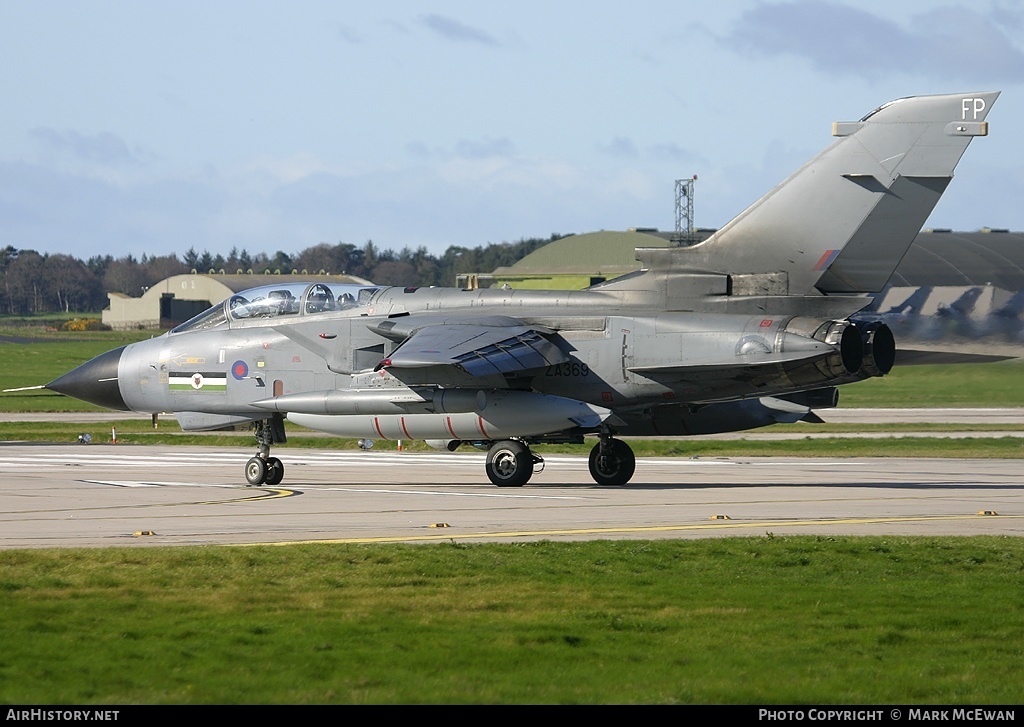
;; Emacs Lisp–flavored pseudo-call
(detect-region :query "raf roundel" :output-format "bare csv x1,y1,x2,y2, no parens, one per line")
231,360,249,380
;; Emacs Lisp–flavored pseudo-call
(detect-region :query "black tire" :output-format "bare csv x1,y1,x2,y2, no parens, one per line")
264,457,284,486
485,440,532,487
588,439,636,486
245,456,267,485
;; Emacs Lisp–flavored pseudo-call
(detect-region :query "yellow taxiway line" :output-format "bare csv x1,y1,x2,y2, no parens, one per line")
238,512,1021,547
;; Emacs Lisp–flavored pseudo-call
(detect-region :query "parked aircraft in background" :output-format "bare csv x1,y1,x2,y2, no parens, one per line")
986,290,1024,341
39,92,1000,487
854,285,1024,350
855,286,982,344
878,287,933,318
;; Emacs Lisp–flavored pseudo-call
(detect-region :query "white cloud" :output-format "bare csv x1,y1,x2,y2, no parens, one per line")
723,1,1024,82
418,14,500,46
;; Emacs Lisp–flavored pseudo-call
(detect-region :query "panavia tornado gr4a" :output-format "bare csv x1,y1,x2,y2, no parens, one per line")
45,92,999,487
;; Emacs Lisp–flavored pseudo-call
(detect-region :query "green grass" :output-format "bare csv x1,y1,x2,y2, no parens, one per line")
1,537,1021,704
0,328,156,411
841,359,1024,407
4,419,1024,459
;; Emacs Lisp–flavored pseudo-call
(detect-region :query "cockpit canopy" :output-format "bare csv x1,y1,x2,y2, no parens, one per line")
171,282,380,334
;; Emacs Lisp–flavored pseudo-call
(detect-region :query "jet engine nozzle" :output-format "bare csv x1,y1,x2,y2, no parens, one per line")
855,321,896,377
815,319,864,376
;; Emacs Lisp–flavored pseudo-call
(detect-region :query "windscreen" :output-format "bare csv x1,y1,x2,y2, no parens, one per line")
170,302,228,333
172,282,380,333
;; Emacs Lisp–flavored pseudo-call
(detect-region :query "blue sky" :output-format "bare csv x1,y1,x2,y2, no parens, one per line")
2,1,1022,261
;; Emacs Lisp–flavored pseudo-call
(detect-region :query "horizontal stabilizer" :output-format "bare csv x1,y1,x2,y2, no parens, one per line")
895,349,1016,365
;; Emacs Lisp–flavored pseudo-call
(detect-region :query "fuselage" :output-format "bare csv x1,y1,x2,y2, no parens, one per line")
50,280,885,442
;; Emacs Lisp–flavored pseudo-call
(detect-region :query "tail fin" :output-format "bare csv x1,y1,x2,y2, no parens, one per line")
993,289,1024,318
626,92,999,298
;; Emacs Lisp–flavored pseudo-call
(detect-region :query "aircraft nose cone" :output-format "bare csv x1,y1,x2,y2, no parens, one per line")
46,345,129,411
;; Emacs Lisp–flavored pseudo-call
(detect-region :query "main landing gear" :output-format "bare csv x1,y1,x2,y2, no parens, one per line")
245,415,288,486
588,434,636,486
483,434,637,487
485,440,545,487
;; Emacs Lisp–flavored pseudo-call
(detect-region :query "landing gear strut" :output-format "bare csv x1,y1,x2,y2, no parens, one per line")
588,435,636,486
485,439,544,487
245,415,287,486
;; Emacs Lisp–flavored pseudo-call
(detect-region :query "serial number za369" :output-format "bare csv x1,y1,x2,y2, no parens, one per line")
545,361,590,377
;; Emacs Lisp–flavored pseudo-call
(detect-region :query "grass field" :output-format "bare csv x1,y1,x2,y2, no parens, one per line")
5,418,1024,459
1,537,1022,704
0,327,154,411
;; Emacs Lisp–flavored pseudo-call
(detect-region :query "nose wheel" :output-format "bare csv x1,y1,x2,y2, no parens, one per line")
245,415,287,486
246,455,284,485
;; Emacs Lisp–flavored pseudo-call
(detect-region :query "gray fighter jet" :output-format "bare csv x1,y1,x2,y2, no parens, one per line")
44,91,1000,487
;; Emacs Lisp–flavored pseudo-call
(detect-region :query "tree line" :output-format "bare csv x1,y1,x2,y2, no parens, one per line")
0,235,561,315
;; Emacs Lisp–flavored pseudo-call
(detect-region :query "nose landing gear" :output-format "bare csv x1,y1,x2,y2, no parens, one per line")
245,415,287,486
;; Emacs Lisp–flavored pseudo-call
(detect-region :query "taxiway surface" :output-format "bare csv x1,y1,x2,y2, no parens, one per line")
1,443,1021,549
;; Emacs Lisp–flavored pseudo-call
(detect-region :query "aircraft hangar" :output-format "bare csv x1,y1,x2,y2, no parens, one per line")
463,227,1024,324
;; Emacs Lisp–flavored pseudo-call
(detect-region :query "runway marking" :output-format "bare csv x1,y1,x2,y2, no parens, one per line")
1,485,300,517
3,452,871,473
81,480,237,487
80,480,302,502
4,452,499,467
239,512,1024,547
325,487,586,500
204,488,300,503
14,449,983,475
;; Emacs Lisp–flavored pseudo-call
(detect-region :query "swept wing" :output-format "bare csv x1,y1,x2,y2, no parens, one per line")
369,315,570,376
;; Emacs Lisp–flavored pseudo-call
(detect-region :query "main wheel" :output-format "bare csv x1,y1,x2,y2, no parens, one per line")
264,457,284,485
245,456,268,485
588,438,636,486
485,440,532,487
